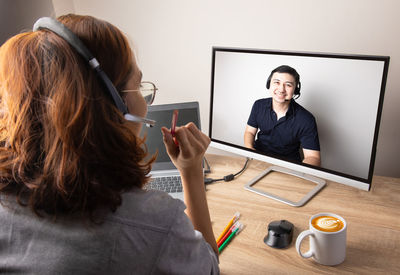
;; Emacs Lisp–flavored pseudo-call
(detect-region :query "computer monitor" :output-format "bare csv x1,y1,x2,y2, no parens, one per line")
209,47,389,205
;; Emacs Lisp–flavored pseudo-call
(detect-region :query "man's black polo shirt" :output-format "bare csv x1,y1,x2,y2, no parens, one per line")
247,98,320,162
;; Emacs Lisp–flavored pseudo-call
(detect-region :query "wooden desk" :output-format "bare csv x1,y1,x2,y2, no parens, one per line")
205,153,400,274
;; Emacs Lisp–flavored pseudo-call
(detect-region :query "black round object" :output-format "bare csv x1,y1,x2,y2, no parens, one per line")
264,220,294,249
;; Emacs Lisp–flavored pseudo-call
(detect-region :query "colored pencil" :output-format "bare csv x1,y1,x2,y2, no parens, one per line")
216,212,240,243
217,221,239,247
218,222,244,253
218,228,236,252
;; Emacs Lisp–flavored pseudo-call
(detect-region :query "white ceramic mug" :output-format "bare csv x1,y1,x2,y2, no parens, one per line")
295,213,347,266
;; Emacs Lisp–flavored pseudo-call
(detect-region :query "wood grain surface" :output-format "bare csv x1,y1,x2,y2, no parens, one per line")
204,154,400,275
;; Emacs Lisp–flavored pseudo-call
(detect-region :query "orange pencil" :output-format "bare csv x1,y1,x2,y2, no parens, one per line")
216,212,240,244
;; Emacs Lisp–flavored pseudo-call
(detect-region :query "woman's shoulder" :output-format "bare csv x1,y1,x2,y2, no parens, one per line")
105,188,186,230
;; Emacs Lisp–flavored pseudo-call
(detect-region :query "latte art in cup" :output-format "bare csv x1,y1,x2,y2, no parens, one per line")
311,216,344,232
296,213,347,265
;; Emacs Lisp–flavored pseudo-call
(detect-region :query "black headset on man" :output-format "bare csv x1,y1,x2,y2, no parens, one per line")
33,17,155,127
266,65,301,100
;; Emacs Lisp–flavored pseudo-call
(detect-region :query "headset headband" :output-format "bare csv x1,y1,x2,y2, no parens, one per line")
33,17,155,126
33,17,129,116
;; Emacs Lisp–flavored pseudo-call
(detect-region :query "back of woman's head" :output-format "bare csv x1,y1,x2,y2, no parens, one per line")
0,14,151,218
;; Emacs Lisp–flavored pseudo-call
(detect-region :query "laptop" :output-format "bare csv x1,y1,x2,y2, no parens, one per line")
141,101,201,200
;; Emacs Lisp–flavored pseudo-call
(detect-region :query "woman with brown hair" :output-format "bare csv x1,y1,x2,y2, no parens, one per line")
0,14,218,274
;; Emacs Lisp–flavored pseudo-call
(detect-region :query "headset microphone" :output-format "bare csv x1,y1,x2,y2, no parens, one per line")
33,17,155,127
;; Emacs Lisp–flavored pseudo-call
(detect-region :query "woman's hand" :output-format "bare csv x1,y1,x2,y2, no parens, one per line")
161,122,210,172
161,122,218,255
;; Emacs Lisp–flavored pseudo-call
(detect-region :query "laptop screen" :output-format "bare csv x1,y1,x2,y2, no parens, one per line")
141,101,201,171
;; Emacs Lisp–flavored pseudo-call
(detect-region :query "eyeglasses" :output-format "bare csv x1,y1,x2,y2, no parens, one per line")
120,81,157,105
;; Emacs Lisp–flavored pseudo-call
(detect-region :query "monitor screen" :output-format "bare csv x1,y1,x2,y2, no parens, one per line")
209,47,389,191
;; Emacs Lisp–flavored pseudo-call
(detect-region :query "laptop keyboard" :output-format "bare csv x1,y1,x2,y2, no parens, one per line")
147,176,183,193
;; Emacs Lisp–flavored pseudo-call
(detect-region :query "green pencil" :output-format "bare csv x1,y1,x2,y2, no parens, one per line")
218,227,239,253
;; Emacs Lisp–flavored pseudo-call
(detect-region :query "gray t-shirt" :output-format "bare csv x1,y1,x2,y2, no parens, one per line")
0,188,219,274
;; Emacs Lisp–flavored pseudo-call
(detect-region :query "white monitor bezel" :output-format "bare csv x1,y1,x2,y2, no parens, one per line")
209,47,390,191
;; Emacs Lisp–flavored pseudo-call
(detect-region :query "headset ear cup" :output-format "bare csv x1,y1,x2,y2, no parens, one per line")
293,81,301,99
295,81,301,95
266,74,272,89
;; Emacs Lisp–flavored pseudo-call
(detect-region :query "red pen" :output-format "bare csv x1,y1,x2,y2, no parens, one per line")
171,109,179,146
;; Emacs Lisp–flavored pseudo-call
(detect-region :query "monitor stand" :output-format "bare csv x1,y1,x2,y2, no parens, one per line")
244,165,326,207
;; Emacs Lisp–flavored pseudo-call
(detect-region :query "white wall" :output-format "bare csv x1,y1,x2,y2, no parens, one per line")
52,0,74,16
0,0,55,45
53,0,400,178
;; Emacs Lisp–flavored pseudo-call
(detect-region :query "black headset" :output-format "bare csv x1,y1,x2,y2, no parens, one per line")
33,17,155,127
266,65,301,99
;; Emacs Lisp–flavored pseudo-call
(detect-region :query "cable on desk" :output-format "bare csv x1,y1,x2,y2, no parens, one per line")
203,157,211,174
204,157,250,185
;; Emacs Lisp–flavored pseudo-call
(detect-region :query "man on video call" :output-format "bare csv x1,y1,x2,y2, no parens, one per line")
244,65,321,166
